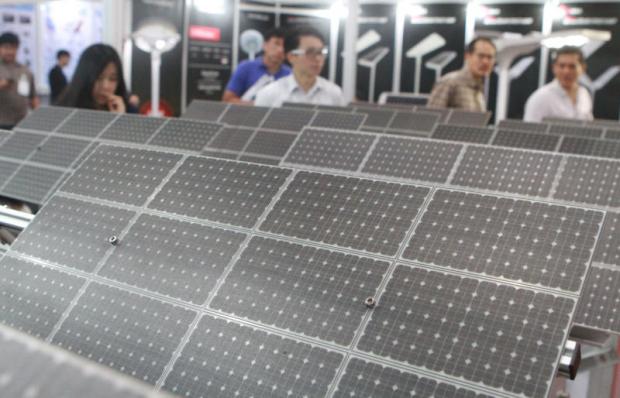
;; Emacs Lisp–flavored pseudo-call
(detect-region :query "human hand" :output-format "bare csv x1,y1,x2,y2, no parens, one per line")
0,79,10,90
107,94,126,113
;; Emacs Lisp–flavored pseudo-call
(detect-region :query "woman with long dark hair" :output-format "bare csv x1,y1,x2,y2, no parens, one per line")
57,43,128,113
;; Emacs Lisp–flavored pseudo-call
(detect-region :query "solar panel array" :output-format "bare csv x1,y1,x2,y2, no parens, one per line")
2,103,614,398
0,323,174,398
4,103,620,397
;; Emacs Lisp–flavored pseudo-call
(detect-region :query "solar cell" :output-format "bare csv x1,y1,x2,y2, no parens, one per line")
593,211,620,265
284,128,374,171
559,136,620,159
15,106,73,131
492,129,559,151
358,264,576,398
212,236,390,345
220,104,269,127
206,126,254,151
149,119,222,151
402,189,602,292
605,128,620,141
182,100,228,121
548,124,603,138
260,171,430,256
237,155,280,165
2,165,65,203
163,315,343,398
497,119,548,133
150,156,291,228
446,109,491,127
432,124,493,144
574,266,620,334
11,196,135,272
0,132,45,160
553,157,620,207
99,214,246,304
362,136,461,183
29,136,90,167
101,114,167,143
354,108,395,129
260,107,315,132
311,111,366,130
451,147,561,197
55,109,117,137
244,129,297,157
388,111,439,133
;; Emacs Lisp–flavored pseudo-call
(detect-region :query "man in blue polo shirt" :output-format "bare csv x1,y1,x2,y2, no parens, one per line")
222,28,290,103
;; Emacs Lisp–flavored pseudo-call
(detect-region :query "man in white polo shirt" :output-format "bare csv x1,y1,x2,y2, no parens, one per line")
254,26,345,107
524,46,592,122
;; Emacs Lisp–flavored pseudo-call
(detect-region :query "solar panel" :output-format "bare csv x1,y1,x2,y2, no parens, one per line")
574,266,620,334
0,159,19,186
163,314,343,398
317,105,351,112
387,111,439,134
402,189,601,292
1,165,65,204
101,114,167,143
357,264,576,398
15,106,73,132
591,119,620,129
553,157,620,207
0,323,173,398
201,150,238,160
548,124,604,138
52,282,196,383
0,131,46,160
432,124,493,144
543,117,584,126
56,109,118,137
99,214,246,304
244,129,297,157
451,147,561,197
206,126,254,151
284,128,375,171
335,358,493,398
0,256,84,338
29,136,90,167
497,119,549,133
362,136,461,183
182,99,228,121
446,109,491,127
593,211,620,265
260,107,315,132
492,129,559,152
220,104,270,127
62,146,182,206
415,106,451,123
148,119,222,151
354,108,395,129
149,156,291,228
0,129,12,144
559,136,620,159
311,111,366,131
260,171,430,256
237,155,280,165
282,101,317,110
606,128,620,141
211,236,390,345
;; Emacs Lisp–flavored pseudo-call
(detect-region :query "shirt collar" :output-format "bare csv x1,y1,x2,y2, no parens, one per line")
288,74,323,96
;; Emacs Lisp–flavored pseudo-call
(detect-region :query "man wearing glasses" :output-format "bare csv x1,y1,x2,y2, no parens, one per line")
427,37,496,112
254,26,345,107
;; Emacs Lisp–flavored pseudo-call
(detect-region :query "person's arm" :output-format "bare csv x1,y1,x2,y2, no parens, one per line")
29,73,39,109
222,62,251,104
427,80,453,108
222,89,250,104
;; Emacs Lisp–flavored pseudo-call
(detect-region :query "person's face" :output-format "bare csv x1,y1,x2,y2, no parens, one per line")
287,36,326,78
0,44,18,64
92,62,119,107
465,41,496,79
262,36,285,65
59,55,70,68
553,53,583,89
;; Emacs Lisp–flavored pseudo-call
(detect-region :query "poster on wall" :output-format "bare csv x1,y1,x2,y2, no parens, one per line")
336,4,397,103
474,2,544,120
280,12,331,79
40,1,103,87
400,3,467,95
0,4,36,70
238,11,276,64
131,0,184,116
550,2,620,120
186,0,235,103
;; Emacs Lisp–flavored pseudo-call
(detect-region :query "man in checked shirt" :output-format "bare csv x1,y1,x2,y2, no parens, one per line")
427,37,496,112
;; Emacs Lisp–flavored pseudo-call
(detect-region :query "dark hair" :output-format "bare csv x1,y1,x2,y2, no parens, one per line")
264,27,286,42
56,49,70,59
466,37,496,53
284,26,325,54
57,44,128,110
0,31,19,46
553,46,585,64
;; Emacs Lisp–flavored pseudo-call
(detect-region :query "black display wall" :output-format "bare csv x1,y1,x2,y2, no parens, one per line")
131,0,185,116
475,3,544,120
400,3,467,94
549,2,620,119
186,2,235,103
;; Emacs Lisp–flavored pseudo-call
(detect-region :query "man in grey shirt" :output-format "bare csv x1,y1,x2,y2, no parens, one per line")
0,32,39,129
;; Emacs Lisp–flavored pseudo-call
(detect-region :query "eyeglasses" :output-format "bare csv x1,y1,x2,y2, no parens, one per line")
290,47,328,58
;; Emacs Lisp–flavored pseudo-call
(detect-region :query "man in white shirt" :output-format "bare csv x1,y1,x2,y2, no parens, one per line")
524,46,592,122
254,26,345,107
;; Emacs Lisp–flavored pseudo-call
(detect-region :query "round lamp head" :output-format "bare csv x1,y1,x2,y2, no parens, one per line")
133,20,180,53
